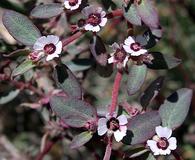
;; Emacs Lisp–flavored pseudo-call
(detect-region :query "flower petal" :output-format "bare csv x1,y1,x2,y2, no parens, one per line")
123,45,135,54
124,36,135,45
120,125,127,134
64,1,71,9
33,36,47,50
108,56,116,64
84,24,94,31
99,18,107,27
97,118,108,136
91,25,100,32
147,140,159,154
155,126,172,139
70,4,80,10
101,11,106,17
168,137,177,150
78,0,82,5
53,41,62,55
46,53,59,61
123,56,129,67
117,115,128,125
111,42,120,51
96,7,102,13
46,35,59,45
159,148,171,155
114,128,126,142
131,49,147,56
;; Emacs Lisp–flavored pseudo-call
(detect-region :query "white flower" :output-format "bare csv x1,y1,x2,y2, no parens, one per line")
82,6,107,32
147,126,177,156
108,43,129,68
123,36,147,56
33,35,62,61
97,113,128,142
64,0,82,10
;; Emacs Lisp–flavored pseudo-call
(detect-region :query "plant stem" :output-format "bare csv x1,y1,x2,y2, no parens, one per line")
106,9,123,19
109,71,123,115
172,151,183,160
103,137,112,160
35,137,59,160
62,31,84,48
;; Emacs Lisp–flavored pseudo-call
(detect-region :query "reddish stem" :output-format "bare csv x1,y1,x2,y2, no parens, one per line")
103,137,112,160
35,138,59,160
172,151,183,160
106,9,123,19
109,71,123,115
62,31,84,48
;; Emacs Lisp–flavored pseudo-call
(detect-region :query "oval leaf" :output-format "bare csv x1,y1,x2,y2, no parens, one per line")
65,59,94,72
3,49,31,57
136,27,162,49
90,35,107,65
50,96,97,128
0,89,20,104
31,3,64,19
101,0,117,10
159,88,193,129
70,131,93,149
123,3,142,26
136,0,159,28
12,60,36,77
95,63,113,77
122,111,161,145
146,153,156,160
54,64,82,99
3,10,41,46
127,64,147,95
144,52,181,70
140,76,164,108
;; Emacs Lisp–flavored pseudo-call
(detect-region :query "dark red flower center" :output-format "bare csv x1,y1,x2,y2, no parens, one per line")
87,13,101,26
114,49,127,62
69,0,78,6
130,42,141,52
106,117,120,131
44,43,56,55
157,137,169,150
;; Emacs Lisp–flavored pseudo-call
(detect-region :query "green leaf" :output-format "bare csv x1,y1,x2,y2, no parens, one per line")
159,88,193,129
90,35,107,65
140,76,164,109
3,10,41,46
146,153,156,160
144,52,181,70
12,60,36,77
122,111,161,145
95,63,113,77
65,59,94,72
50,96,97,128
3,49,31,58
136,0,159,28
0,89,20,104
127,64,147,95
70,131,93,149
54,64,82,99
31,3,64,19
101,0,117,10
123,3,142,26
129,149,149,158
138,27,162,49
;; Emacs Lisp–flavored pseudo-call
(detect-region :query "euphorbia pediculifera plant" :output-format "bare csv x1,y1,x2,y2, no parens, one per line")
1,0,193,160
